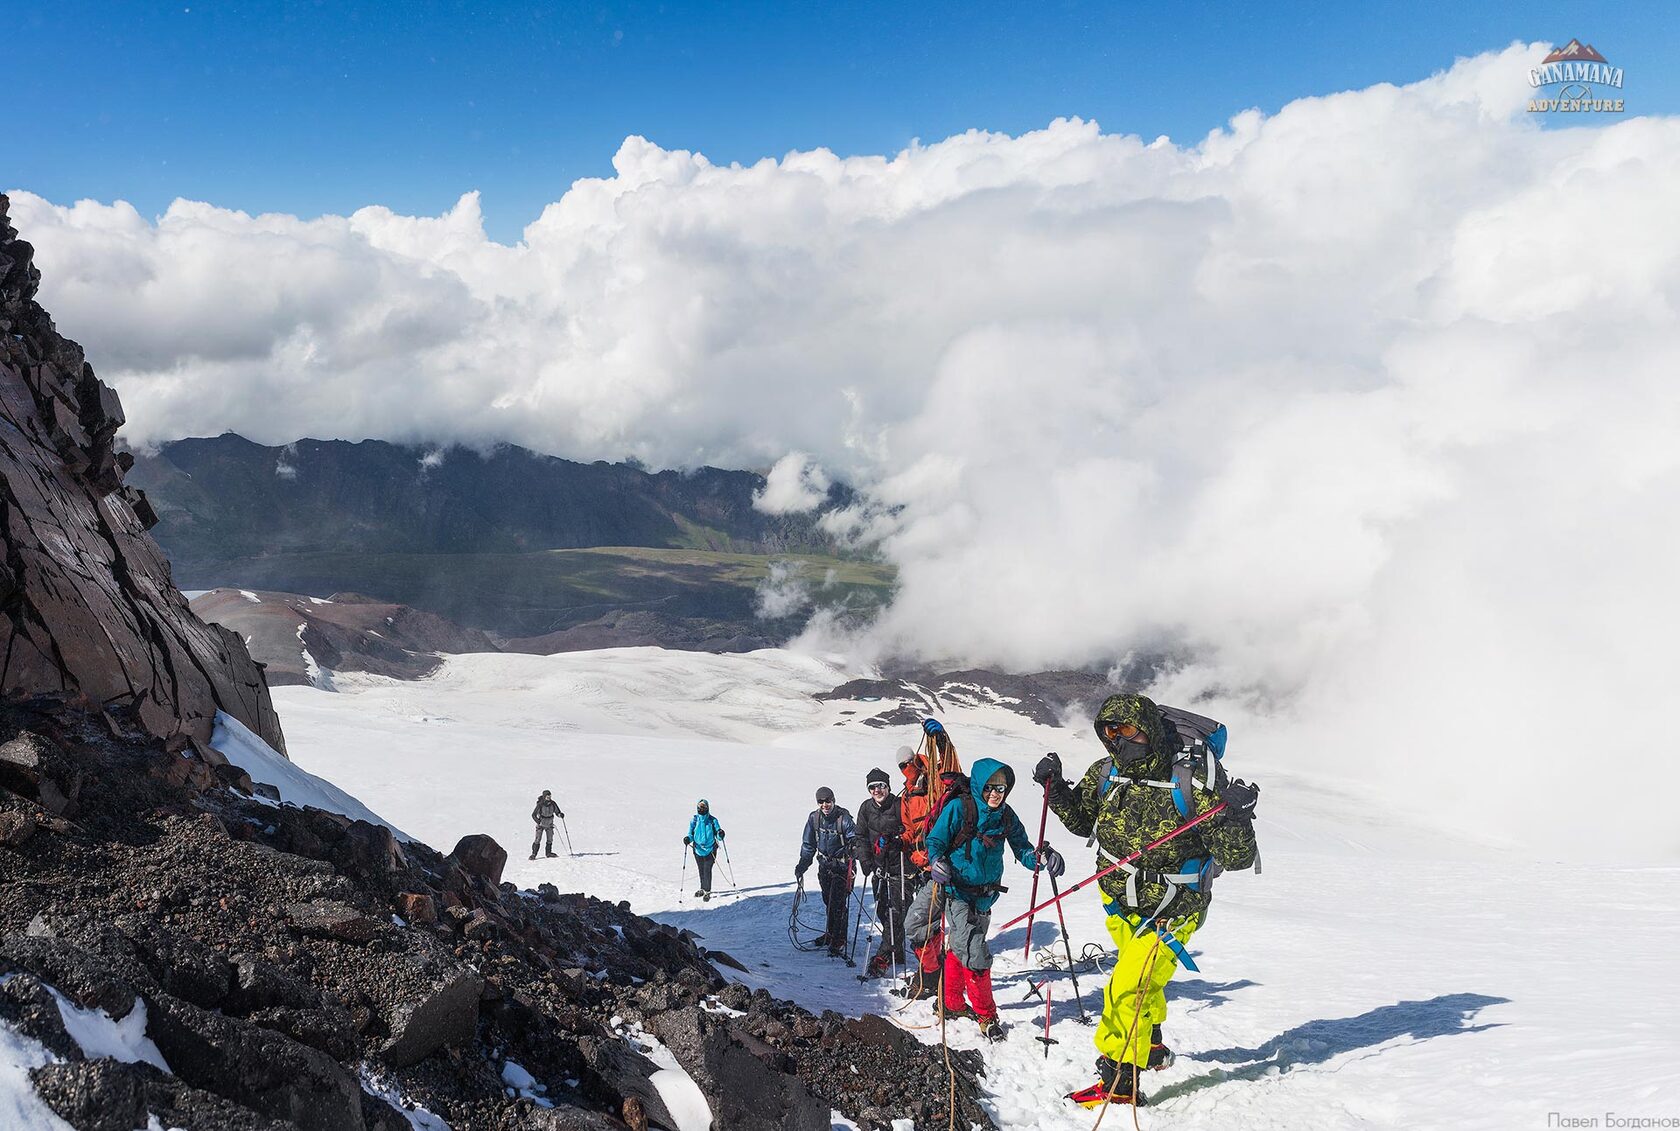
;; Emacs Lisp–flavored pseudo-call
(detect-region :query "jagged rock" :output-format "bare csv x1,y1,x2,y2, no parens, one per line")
333,818,408,876
705,947,749,973
575,1035,681,1131
31,1059,297,1131
397,892,436,924
0,731,82,815
0,193,286,756
0,807,37,845
647,1006,826,1131
286,900,383,944
227,954,320,1013
213,762,255,793
462,911,500,941
144,990,366,1131
522,1105,634,1129
842,1012,909,1053
377,965,484,1068
447,833,507,887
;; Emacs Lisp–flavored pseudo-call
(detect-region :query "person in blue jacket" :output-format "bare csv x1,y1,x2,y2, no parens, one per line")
923,757,1063,1041
684,799,725,902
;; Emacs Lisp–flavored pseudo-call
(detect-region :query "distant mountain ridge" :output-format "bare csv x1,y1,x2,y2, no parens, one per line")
129,434,892,642
130,433,846,567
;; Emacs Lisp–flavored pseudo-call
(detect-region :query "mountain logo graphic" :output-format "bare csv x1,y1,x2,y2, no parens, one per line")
1542,39,1608,65
1528,38,1626,114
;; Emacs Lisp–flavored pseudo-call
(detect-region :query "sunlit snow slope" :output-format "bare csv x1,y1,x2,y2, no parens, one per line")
272,648,1680,1131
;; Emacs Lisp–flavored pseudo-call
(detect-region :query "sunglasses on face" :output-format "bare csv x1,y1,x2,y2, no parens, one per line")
819,799,834,806
869,783,889,792
1101,721,1146,742
981,784,1007,797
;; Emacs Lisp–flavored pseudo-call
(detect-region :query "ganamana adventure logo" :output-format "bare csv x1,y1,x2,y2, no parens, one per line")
1528,39,1625,114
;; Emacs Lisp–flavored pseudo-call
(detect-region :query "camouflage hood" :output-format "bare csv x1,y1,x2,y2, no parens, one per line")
1092,693,1174,771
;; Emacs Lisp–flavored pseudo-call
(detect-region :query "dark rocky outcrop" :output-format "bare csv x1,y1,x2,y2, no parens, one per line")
0,699,996,1129
0,194,285,755
816,660,1170,729
189,589,500,687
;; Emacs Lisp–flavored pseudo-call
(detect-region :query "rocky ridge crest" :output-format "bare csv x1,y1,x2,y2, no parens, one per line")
0,193,284,755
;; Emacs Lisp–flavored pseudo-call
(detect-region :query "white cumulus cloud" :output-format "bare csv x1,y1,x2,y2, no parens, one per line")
754,452,832,514
9,42,1680,855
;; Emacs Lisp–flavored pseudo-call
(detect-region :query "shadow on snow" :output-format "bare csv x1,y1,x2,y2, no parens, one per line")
1150,992,1510,1102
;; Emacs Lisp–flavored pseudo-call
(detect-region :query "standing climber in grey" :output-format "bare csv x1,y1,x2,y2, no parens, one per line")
795,786,857,958
530,789,563,860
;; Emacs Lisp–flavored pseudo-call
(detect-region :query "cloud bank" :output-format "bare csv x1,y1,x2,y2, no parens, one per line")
11,43,1680,855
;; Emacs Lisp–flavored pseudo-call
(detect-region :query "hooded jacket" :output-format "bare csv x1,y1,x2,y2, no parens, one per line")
531,795,561,827
687,811,723,857
924,757,1037,913
1048,694,1258,922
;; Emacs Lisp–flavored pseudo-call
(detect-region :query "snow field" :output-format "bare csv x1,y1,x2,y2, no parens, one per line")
265,647,1680,1130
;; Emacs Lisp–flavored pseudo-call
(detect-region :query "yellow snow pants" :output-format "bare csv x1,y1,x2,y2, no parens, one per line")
1096,910,1201,1067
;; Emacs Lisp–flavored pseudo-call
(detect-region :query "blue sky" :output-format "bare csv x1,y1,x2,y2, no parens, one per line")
13,1,1675,242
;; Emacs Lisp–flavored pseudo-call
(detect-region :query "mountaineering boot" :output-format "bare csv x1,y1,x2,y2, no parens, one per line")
695,889,705,898
810,933,831,948
1068,1058,1145,1108
938,1000,976,1023
898,967,941,1000
1147,1023,1175,1070
865,951,893,978
978,1017,1007,1043
528,852,537,860
544,851,559,858
702,891,711,902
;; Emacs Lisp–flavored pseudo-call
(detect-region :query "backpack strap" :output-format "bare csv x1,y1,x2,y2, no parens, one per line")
945,794,980,856
1087,759,1178,846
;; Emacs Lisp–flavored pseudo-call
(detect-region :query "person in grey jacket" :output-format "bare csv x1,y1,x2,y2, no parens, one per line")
795,786,857,958
530,789,563,859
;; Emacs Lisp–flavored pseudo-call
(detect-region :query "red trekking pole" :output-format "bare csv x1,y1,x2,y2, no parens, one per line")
997,803,1229,932
1022,777,1053,960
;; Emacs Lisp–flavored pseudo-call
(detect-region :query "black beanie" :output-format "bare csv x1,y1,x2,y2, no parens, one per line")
866,767,890,787
815,786,835,803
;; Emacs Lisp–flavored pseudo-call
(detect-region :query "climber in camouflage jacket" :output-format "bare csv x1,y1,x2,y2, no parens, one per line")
1035,693,1260,1107
1042,694,1257,921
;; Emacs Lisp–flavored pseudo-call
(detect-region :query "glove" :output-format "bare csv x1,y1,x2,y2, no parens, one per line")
1219,779,1260,820
683,836,692,845
1036,843,1066,879
717,830,725,839
930,857,954,886
558,811,565,820
1032,752,1062,787
795,862,808,881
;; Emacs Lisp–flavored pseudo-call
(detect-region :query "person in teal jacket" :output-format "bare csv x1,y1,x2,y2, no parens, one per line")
923,757,1064,1041
684,799,725,901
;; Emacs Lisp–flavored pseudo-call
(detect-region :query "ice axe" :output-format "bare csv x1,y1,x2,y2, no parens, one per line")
1036,983,1058,1060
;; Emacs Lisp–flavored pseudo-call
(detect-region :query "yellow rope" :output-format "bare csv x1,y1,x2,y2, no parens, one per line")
1090,927,1163,1131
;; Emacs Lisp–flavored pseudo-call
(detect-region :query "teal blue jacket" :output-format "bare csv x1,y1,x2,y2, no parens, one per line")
925,757,1038,912
687,812,722,857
